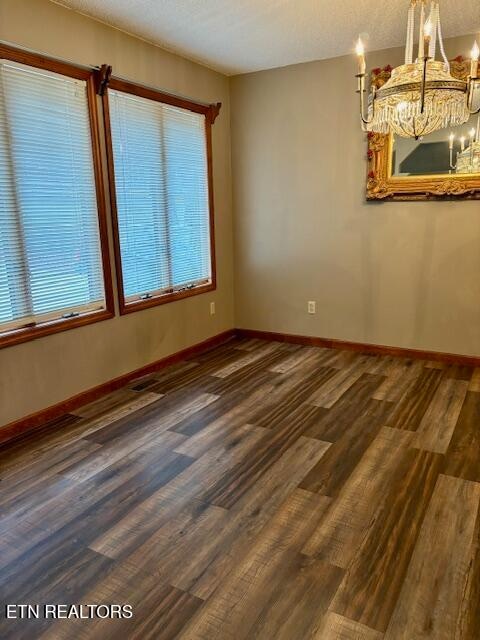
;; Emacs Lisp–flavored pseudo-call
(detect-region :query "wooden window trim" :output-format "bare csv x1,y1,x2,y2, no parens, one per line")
0,44,115,350
102,77,220,316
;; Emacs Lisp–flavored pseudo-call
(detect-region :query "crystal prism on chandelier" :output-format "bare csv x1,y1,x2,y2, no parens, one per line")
354,0,480,138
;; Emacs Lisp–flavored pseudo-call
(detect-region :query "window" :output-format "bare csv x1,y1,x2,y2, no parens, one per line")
0,47,113,348
104,80,217,314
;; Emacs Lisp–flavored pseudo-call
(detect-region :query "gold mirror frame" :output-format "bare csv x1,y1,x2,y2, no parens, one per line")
366,57,480,201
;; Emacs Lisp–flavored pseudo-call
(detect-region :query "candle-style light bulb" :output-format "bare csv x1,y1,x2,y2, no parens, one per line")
356,38,366,75
469,128,476,171
471,41,479,78
449,132,456,171
355,38,365,57
423,19,432,57
460,135,466,152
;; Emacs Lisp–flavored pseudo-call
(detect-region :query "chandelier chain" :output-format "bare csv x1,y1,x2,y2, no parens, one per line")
435,3,450,71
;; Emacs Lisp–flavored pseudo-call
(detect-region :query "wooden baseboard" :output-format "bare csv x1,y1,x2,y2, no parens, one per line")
0,329,236,446
236,328,480,367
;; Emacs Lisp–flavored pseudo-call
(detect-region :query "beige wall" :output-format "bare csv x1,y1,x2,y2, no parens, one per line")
0,0,234,425
230,34,480,358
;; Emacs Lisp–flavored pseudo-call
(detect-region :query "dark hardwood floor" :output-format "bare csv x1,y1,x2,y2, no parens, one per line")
1,336,479,639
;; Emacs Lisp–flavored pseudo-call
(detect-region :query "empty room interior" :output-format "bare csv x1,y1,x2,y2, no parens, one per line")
1,0,480,638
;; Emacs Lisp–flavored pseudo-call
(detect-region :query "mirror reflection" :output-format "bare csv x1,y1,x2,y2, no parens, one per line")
392,113,480,177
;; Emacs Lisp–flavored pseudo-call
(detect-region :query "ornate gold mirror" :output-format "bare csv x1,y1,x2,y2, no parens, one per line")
367,57,480,200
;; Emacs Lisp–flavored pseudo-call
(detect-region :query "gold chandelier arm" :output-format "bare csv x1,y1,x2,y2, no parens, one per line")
357,74,376,126
449,148,457,171
466,78,480,115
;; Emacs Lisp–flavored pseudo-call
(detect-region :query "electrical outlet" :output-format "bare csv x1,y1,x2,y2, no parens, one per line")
210,301,216,315
308,301,316,314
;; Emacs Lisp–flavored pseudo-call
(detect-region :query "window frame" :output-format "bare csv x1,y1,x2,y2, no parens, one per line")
102,77,218,315
0,44,114,350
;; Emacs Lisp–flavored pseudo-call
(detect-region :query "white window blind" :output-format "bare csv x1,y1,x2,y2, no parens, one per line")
0,60,106,332
108,89,212,301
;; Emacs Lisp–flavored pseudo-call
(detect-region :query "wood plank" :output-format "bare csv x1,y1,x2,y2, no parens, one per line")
203,360,280,397
202,405,330,508
0,444,194,556
0,549,114,640
232,337,266,351
62,429,187,483
330,448,444,632
119,499,228,589
444,390,480,482
194,340,246,362
456,500,480,640
0,521,57,575
0,451,194,603
86,391,219,445
314,612,384,640
0,414,83,471
268,345,328,374
71,388,151,418
302,428,414,568
65,391,162,441
372,359,422,402
249,367,335,429
187,437,330,600
39,564,202,640
308,357,372,408
423,359,447,370
211,342,282,378
468,367,480,391
385,368,444,431
299,410,384,497
384,474,480,640
129,360,198,391
173,384,276,459
89,424,268,560
247,555,343,640
120,436,330,600
320,349,362,371
171,389,255,437
0,391,162,466
0,438,101,494
202,343,296,397
178,489,333,640
414,377,468,453
305,374,391,443
141,348,243,394
444,364,473,381
365,354,404,376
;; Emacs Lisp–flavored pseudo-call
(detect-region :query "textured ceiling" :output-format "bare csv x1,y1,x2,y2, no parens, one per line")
51,0,480,75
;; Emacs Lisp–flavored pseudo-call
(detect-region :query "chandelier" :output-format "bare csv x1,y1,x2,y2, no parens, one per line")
449,116,480,173
355,0,480,138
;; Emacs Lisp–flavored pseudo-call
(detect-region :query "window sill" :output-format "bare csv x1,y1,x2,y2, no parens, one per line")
0,308,114,350
120,281,216,315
